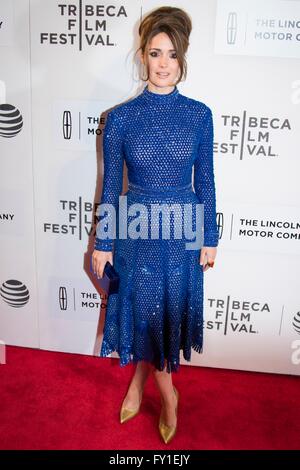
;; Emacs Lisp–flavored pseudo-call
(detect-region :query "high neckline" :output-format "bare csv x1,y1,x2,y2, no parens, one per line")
141,84,179,103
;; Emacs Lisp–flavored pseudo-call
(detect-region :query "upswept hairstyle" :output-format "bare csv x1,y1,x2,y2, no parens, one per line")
135,6,192,85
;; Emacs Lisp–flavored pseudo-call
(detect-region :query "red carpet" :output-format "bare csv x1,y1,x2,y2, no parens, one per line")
0,345,299,450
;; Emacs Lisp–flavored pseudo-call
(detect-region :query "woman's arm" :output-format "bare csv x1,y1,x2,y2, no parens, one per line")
194,105,219,248
94,110,125,252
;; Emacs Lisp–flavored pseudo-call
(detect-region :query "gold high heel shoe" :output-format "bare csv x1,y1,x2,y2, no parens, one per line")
159,386,179,444
120,389,143,424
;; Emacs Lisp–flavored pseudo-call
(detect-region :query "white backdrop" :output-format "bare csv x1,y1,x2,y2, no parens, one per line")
1,0,300,375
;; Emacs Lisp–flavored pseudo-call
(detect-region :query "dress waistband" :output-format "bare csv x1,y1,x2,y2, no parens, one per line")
127,182,193,197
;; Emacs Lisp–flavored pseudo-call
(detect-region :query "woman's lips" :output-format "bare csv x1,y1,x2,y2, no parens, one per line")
157,73,170,78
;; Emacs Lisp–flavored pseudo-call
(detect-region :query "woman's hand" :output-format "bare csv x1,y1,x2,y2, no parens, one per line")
200,247,217,272
92,249,113,278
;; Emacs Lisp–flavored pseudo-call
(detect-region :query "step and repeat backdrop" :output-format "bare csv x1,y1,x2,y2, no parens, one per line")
0,0,299,375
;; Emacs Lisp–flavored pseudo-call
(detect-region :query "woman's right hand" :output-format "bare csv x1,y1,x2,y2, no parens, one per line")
92,249,113,279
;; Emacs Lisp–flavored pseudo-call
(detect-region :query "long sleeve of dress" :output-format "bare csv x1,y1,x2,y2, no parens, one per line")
94,110,124,252
193,106,219,247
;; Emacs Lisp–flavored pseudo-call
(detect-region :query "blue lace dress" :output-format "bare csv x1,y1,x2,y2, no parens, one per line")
94,84,219,373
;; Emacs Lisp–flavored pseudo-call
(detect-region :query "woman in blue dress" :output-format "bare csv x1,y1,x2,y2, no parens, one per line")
92,6,218,444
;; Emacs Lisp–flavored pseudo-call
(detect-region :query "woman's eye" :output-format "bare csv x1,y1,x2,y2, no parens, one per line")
149,52,178,59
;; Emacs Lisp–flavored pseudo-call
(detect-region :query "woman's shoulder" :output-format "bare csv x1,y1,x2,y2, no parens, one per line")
179,93,212,115
177,94,213,125
104,95,140,137
106,95,140,122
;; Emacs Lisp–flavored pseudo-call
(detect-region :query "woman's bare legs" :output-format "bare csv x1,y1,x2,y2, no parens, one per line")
152,360,178,427
122,361,152,409
122,359,178,426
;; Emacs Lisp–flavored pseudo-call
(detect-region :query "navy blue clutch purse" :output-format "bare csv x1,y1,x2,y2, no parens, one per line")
90,256,120,296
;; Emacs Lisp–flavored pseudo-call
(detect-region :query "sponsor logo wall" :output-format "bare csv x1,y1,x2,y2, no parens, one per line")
0,0,299,375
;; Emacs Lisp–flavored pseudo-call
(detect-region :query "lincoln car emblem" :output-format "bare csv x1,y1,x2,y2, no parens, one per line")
227,12,237,45
63,110,72,139
59,286,68,310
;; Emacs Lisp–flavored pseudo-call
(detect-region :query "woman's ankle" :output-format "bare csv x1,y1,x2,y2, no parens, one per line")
160,388,177,407
128,379,145,396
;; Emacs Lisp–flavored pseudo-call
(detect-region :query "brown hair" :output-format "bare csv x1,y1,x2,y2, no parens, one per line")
135,6,192,85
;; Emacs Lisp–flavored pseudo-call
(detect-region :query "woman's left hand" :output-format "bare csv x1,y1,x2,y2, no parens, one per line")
200,247,217,272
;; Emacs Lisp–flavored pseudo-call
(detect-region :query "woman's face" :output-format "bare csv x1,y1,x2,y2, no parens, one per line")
142,32,180,91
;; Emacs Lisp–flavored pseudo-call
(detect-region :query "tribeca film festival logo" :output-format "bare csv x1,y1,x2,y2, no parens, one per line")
206,297,272,335
44,197,214,250
219,111,291,160
40,2,127,51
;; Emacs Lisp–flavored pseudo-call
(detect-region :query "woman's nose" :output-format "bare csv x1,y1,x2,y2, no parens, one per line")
159,56,169,67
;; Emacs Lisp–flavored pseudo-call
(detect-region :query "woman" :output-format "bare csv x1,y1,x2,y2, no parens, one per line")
92,6,218,444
